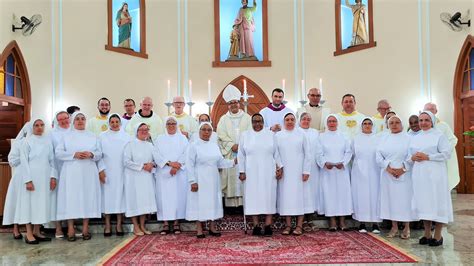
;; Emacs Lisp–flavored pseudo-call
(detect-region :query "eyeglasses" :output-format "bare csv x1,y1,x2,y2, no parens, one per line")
200,128,213,132
166,122,177,126
308,94,321,97
362,122,373,125
173,102,185,105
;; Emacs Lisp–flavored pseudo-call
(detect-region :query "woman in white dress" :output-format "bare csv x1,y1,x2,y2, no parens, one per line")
376,115,416,239
407,115,421,136
123,123,157,236
17,118,57,244
98,114,130,237
186,122,235,238
275,113,311,236
190,114,218,143
409,111,453,246
298,112,322,231
56,112,102,241
3,122,32,240
317,115,353,231
238,113,281,236
351,117,382,234
49,111,70,238
154,116,188,235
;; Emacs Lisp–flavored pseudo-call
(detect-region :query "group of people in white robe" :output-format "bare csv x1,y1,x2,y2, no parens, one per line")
2,87,456,247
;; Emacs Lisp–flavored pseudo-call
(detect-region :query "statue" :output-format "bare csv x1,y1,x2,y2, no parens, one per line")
227,0,258,61
345,0,368,47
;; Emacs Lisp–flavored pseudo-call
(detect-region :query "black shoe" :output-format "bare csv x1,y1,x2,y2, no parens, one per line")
419,236,431,245
104,229,112,237
34,235,52,242
196,234,206,239
429,237,443,247
328,227,337,232
358,223,367,233
83,233,92,241
371,224,381,234
209,230,221,237
252,226,262,236
13,233,23,240
116,226,124,236
67,235,76,242
25,237,39,245
263,225,273,237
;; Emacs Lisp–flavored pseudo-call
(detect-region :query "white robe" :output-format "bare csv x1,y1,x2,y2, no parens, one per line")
123,139,157,217
409,128,453,224
260,105,294,129
275,129,311,216
125,110,164,140
153,133,188,221
435,120,460,190
317,130,353,216
98,130,130,214
238,129,280,215
16,135,57,224
56,130,102,220
351,133,382,222
190,131,218,144
49,127,69,221
372,113,385,134
86,115,109,136
3,140,27,225
172,112,199,137
300,128,322,214
376,132,416,222
185,140,234,221
335,111,366,139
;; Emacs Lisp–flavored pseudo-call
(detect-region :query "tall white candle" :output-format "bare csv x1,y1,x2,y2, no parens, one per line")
282,79,286,92
301,79,305,101
319,78,323,100
243,79,247,95
188,80,192,102
167,80,171,102
207,79,211,102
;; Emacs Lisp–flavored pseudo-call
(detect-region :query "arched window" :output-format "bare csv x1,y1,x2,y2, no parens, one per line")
0,41,31,161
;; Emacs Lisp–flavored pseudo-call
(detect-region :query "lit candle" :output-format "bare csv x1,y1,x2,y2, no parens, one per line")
319,78,323,100
188,80,192,102
207,79,211,102
243,79,247,95
167,80,171,102
301,79,305,100
282,79,286,92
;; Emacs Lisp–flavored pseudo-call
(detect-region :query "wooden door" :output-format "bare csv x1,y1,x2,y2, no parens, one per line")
210,75,270,128
454,35,474,193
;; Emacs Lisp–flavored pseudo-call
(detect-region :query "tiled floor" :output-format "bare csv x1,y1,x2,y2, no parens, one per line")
0,194,472,265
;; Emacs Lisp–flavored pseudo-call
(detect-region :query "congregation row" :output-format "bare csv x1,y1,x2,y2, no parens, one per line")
2,85,457,248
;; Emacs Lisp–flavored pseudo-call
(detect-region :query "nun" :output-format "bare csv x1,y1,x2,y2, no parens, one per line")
186,122,235,238
409,111,453,246
190,114,218,143
317,115,353,231
3,122,32,240
98,113,130,237
56,112,102,241
238,113,281,236
351,117,382,233
275,112,311,236
376,115,416,239
123,123,157,236
16,118,57,244
298,112,323,231
49,111,70,238
154,116,189,235
407,115,421,136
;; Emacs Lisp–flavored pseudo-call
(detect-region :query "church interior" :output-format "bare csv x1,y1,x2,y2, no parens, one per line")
0,0,474,264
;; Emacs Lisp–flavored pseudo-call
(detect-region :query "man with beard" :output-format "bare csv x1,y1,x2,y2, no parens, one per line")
260,88,293,133
87,97,111,135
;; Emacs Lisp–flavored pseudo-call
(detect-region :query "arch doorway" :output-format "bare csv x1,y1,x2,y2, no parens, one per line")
210,75,270,128
453,35,474,193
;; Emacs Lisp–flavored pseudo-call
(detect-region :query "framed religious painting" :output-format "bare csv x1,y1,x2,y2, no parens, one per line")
105,0,148,59
334,0,376,56
213,0,271,67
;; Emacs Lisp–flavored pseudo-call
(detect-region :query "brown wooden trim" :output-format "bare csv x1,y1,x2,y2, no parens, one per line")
212,0,271,68
0,95,25,106
0,41,31,122
453,34,474,193
105,0,148,59
461,90,474,100
334,0,376,56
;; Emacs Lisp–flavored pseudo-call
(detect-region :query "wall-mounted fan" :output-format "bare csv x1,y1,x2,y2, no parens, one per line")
12,15,42,36
440,11,470,32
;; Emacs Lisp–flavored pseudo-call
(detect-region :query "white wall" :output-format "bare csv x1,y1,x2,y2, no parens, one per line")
0,0,472,128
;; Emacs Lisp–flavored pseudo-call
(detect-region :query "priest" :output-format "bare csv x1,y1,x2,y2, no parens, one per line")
216,84,251,207
87,97,111,135
336,94,366,139
125,97,164,140
297,88,330,131
171,96,198,139
260,88,293,132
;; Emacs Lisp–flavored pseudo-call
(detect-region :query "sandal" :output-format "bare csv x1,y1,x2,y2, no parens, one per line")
160,224,169,235
302,222,312,232
282,226,292,235
387,230,399,238
173,224,181,235
400,230,411,239
328,227,337,232
292,226,303,236
82,233,92,240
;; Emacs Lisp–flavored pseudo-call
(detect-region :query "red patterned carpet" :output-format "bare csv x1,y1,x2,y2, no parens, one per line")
101,231,417,265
